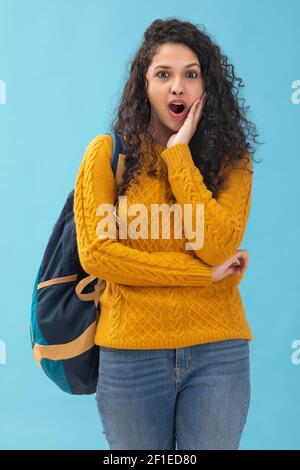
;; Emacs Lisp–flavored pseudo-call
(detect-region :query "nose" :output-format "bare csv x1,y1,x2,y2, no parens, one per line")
170,78,185,96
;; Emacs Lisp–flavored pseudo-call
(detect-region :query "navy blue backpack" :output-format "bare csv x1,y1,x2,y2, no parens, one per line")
30,133,125,394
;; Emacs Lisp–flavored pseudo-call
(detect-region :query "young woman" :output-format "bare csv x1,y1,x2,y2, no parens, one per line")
74,18,260,450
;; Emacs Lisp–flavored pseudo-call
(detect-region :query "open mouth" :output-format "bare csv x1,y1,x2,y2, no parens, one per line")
167,103,187,120
168,103,186,114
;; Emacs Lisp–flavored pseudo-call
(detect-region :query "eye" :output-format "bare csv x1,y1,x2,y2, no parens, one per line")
156,71,199,79
187,71,198,78
156,71,170,79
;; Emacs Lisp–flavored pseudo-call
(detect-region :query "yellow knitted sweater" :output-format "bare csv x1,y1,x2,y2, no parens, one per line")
74,133,253,349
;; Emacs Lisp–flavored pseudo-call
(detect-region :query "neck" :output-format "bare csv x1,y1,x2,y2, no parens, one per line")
147,115,172,148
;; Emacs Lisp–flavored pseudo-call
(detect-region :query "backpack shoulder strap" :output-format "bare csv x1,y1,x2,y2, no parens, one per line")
110,133,126,177
107,133,126,198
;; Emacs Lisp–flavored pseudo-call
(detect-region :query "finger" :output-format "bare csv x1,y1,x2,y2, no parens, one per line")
199,91,207,105
192,98,201,113
239,257,246,272
236,250,248,264
187,95,205,122
224,254,240,269
239,253,249,273
191,98,205,128
193,92,205,109
237,253,246,270
227,251,245,270
195,93,207,117
196,92,206,108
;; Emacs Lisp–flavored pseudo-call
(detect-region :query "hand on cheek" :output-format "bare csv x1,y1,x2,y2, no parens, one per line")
166,91,207,148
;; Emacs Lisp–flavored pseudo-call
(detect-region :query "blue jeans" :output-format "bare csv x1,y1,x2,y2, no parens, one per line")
95,339,251,450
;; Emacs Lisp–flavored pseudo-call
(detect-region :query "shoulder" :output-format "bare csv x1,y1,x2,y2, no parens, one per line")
83,134,113,162
76,133,116,188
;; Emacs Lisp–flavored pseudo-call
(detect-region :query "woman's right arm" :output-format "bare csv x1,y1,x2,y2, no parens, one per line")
74,134,213,287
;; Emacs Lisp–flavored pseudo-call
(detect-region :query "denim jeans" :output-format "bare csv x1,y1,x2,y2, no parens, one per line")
95,338,251,450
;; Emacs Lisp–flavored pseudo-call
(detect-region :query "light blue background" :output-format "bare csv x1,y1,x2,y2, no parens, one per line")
0,0,299,450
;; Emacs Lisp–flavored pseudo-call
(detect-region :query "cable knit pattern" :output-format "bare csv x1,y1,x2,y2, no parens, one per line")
74,134,253,349
160,143,253,266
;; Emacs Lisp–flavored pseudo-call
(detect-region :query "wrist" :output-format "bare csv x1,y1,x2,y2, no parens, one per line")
167,141,189,148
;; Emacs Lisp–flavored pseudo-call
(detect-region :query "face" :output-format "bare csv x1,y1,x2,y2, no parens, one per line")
145,42,205,147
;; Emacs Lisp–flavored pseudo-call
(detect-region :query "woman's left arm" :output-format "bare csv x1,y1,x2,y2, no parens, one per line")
160,143,253,266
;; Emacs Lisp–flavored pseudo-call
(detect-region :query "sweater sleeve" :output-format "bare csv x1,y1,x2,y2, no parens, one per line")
73,134,213,287
160,143,253,266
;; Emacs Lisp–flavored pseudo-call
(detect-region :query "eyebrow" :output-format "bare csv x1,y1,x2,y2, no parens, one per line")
154,63,201,70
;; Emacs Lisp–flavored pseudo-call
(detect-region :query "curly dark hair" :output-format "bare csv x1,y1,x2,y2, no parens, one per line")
110,17,262,201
